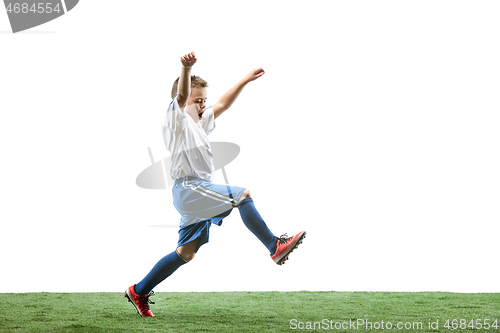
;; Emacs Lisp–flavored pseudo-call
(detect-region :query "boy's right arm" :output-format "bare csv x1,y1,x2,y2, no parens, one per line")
176,52,197,108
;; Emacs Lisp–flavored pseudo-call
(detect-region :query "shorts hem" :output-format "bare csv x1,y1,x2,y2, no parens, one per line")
177,221,211,253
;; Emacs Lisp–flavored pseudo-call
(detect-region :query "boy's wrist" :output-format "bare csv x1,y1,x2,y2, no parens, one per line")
241,77,252,85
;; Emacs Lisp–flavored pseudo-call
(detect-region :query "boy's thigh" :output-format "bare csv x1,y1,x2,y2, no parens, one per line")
174,179,246,220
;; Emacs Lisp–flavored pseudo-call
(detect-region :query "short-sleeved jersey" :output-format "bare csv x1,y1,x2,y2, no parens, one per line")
161,96,216,182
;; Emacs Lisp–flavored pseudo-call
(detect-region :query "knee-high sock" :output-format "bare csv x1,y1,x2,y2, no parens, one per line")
238,198,277,254
134,250,187,295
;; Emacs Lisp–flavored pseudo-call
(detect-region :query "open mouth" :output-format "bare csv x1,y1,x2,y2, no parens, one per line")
198,111,204,120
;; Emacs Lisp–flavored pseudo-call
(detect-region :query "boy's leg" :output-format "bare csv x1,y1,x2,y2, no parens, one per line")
134,238,199,296
126,221,210,317
237,189,278,254
125,243,193,318
237,189,307,265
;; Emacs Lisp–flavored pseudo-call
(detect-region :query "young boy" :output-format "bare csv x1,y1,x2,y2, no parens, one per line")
125,52,306,317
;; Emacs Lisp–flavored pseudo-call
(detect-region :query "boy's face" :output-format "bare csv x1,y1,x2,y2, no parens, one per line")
185,87,207,123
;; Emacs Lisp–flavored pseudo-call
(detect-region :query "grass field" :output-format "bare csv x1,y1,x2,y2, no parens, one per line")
0,292,498,332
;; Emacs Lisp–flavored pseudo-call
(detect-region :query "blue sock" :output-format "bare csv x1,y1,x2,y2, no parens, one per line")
134,250,187,295
238,198,277,254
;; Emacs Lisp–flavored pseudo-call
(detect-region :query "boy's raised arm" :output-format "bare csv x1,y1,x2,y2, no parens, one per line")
213,68,265,119
177,52,197,108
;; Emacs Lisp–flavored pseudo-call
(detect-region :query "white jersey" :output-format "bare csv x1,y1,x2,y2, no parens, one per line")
161,96,216,182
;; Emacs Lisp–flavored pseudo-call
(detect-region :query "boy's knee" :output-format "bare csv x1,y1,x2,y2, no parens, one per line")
237,189,251,205
176,242,198,262
239,188,252,201
176,247,195,262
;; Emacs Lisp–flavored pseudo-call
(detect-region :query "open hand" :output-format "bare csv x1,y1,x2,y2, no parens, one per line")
245,68,265,82
181,52,197,69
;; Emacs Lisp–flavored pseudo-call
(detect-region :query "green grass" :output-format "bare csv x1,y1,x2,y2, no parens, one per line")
0,292,499,332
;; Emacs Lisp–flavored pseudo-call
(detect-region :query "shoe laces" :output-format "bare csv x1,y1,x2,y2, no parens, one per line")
276,234,291,246
139,291,155,309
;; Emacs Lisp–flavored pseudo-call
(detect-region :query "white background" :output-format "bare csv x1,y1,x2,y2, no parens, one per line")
1,1,499,293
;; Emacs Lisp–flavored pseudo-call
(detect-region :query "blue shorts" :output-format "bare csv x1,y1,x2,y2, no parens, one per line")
177,221,212,252
174,176,246,250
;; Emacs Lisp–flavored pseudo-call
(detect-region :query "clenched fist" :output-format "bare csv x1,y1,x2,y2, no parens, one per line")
181,52,197,69
244,68,265,82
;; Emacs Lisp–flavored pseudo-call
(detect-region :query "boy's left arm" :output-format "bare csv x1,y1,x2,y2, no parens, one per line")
213,68,265,119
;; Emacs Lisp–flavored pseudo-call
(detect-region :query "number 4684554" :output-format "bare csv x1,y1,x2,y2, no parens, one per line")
444,319,498,330
6,3,62,14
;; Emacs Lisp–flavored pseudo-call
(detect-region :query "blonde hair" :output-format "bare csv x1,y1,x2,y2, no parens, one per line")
171,75,208,99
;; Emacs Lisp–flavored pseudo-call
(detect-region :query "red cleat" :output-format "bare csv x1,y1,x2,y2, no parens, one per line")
125,285,155,317
271,231,306,265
